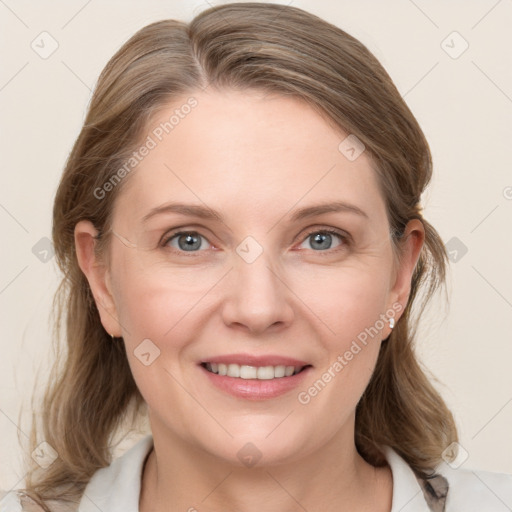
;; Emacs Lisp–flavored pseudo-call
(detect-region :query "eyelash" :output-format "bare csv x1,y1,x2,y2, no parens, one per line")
160,227,350,256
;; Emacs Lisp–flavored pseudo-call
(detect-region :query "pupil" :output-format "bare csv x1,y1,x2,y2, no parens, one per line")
175,232,333,252
312,233,331,250
179,233,201,251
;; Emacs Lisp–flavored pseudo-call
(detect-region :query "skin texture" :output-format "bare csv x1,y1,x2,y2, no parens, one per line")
75,89,424,511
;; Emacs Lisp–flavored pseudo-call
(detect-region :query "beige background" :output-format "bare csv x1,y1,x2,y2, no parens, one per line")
1,0,511,492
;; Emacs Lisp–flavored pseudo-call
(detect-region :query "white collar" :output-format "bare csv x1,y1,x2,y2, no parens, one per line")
78,435,154,512
383,446,433,511
78,436,432,512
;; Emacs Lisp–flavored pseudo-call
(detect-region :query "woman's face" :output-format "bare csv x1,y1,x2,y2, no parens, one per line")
80,88,423,466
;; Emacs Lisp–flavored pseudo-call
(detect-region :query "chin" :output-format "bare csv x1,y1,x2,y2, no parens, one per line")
203,425,314,468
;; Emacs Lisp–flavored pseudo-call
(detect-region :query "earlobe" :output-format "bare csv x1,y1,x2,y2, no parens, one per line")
74,220,122,337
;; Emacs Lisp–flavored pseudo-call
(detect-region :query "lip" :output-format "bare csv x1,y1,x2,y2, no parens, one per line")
199,354,313,400
200,353,310,367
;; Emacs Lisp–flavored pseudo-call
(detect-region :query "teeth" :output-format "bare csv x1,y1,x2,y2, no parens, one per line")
274,365,286,378
240,365,257,379
204,363,304,379
228,363,240,378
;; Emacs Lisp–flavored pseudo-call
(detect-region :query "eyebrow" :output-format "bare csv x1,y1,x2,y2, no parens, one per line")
142,200,369,224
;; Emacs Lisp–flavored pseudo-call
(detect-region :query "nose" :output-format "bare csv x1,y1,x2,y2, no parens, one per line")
221,249,295,335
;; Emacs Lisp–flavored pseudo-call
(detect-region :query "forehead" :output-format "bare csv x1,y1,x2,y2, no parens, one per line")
114,89,386,226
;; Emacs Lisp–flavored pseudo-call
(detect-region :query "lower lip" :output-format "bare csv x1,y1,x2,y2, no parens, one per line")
200,365,312,400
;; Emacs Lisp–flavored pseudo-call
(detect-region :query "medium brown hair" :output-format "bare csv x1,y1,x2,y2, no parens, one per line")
19,3,457,509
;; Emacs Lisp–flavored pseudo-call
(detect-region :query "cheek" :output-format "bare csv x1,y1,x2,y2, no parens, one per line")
109,260,205,427
110,249,221,343
292,264,390,411
292,260,392,344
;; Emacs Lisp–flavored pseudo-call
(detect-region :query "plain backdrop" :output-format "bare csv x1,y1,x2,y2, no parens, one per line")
1,0,511,491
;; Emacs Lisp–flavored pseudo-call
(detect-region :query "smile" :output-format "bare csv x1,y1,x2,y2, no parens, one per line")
202,362,307,380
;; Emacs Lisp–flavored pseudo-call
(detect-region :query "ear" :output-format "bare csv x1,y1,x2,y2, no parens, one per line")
74,220,122,337
387,218,425,319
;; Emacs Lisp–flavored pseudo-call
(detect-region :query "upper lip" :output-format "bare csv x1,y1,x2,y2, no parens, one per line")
200,353,311,367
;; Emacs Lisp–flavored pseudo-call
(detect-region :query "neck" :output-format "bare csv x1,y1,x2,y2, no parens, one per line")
140,417,392,512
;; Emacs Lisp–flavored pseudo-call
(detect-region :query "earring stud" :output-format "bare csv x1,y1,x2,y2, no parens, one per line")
389,318,395,329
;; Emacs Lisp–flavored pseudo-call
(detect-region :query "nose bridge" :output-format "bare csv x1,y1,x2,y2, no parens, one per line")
223,237,293,332
234,241,282,295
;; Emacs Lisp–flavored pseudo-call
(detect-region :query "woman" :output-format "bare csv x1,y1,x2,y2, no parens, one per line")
2,2,510,511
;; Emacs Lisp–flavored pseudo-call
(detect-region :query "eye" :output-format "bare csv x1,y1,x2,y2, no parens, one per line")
163,231,210,252
298,229,347,251
161,227,349,255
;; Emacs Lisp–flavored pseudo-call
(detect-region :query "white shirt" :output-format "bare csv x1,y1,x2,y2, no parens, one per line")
2,435,511,511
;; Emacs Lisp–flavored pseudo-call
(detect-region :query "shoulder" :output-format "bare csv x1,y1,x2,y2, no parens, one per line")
0,490,39,512
0,490,78,512
437,464,512,510
381,446,512,511
0,490,23,512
